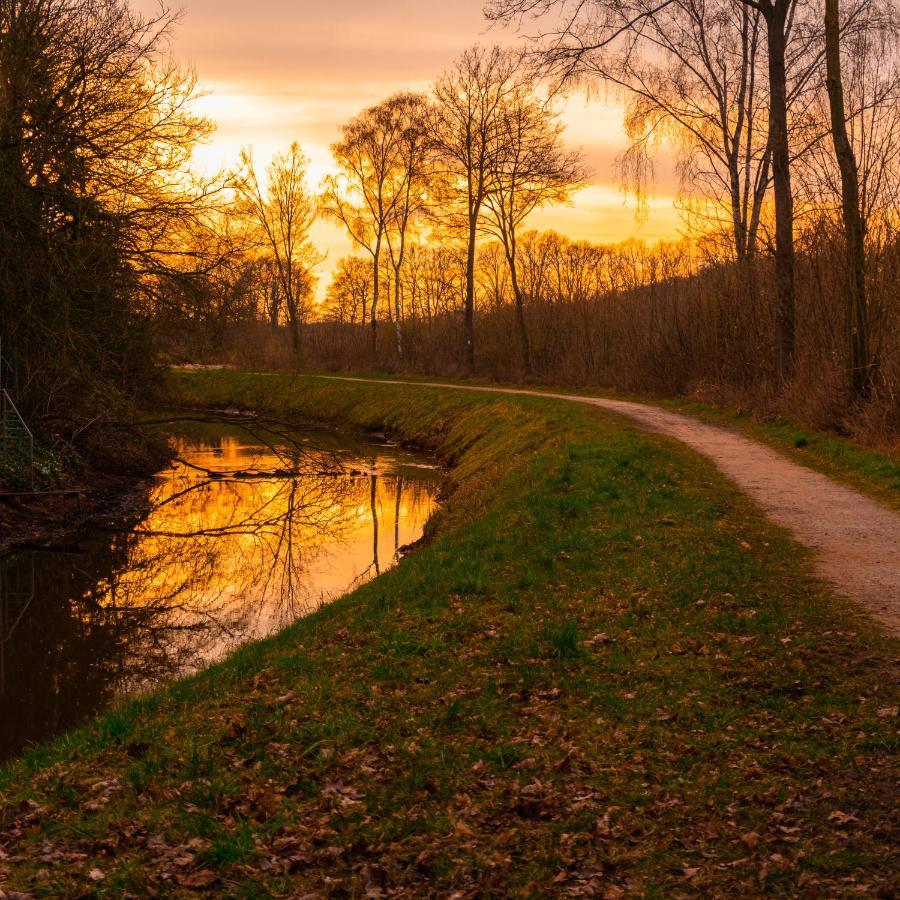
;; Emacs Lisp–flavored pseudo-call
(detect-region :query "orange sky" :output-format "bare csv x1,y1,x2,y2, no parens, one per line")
138,0,683,292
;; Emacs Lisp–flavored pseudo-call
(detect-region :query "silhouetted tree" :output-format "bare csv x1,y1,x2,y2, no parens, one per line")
483,84,586,372
0,0,217,415
321,97,420,354
382,93,433,359
237,143,319,357
431,45,522,370
825,0,867,398
486,0,808,382
323,257,372,325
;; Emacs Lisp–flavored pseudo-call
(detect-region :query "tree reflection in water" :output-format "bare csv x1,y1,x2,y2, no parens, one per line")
0,420,439,762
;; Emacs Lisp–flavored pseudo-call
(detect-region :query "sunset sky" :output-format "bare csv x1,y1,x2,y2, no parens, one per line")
139,0,683,292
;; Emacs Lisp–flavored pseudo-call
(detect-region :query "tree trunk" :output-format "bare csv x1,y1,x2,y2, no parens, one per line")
370,237,381,356
393,474,403,560
746,149,771,257
291,316,302,355
508,255,532,375
464,216,477,372
370,472,380,576
730,4,751,261
764,1,796,386
825,0,871,399
729,163,747,260
267,281,279,329
394,267,403,360
287,296,303,360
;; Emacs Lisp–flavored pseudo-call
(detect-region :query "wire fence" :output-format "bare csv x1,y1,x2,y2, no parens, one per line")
0,339,34,490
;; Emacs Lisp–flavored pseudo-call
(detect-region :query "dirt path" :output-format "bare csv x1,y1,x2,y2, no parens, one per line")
327,377,900,636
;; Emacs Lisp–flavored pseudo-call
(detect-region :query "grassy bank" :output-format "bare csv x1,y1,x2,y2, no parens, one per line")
1,371,897,897
303,371,900,514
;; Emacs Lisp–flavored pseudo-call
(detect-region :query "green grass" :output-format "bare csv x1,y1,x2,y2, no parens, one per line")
656,397,900,513
312,370,900,513
0,370,896,897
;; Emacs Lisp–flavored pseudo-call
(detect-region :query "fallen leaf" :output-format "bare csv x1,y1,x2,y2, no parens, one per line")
827,810,860,826
177,869,217,888
584,633,611,646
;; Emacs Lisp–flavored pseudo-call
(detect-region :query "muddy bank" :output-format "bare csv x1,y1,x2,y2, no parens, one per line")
0,471,157,555
0,422,171,554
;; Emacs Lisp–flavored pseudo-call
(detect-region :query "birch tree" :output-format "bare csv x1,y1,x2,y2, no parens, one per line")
321,96,416,354
383,93,432,359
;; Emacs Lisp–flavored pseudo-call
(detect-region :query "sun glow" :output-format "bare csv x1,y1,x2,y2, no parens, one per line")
188,79,684,302
154,0,689,302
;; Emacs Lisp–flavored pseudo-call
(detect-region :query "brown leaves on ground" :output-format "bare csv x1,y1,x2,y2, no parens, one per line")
2,612,896,898
1,391,898,897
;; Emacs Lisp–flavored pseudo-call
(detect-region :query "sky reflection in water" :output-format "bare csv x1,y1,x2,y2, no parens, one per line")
0,421,440,761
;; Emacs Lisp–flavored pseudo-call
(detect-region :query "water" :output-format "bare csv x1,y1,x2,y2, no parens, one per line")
0,417,440,763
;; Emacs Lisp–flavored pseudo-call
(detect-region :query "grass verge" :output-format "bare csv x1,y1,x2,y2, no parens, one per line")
305,370,900,513
0,370,897,897
656,397,900,514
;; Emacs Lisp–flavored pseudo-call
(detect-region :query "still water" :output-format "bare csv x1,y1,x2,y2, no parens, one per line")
0,417,440,762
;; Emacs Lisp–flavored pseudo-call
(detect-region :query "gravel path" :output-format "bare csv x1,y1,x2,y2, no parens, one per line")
328,377,900,635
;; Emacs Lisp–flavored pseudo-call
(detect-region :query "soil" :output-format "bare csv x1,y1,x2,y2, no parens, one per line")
0,471,154,555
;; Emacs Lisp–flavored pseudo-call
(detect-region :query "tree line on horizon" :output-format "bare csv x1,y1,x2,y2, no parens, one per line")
215,49,586,378
226,0,899,436
1,0,899,447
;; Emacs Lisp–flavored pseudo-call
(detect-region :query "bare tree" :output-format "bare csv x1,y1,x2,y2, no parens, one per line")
476,242,514,309
382,93,433,359
237,143,319,357
824,0,868,398
400,244,467,322
485,0,810,382
0,0,220,414
256,258,283,330
483,85,586,372
431,45,523,371
748,0,798,383
321,97,415,354
323,256,373,325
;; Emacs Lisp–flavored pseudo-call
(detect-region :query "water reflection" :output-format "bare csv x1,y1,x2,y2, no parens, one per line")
0,421,439,762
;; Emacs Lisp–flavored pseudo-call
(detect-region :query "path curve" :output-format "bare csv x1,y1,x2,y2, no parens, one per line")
325,376,900,635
